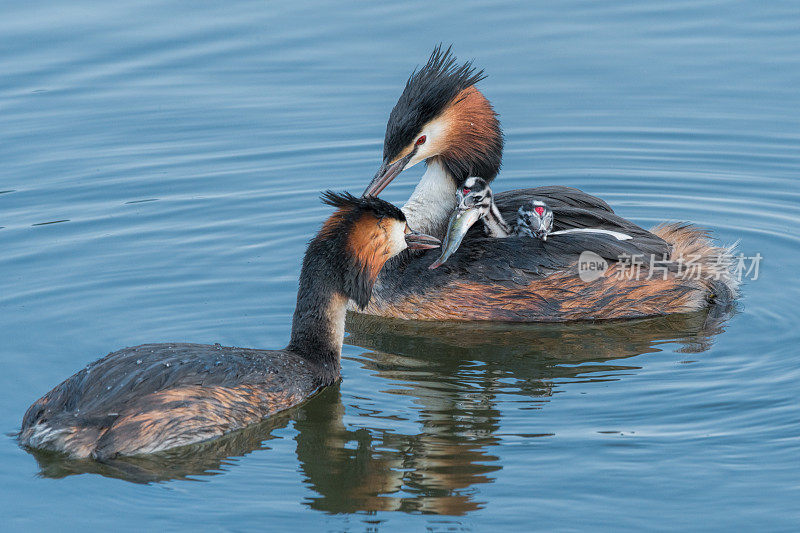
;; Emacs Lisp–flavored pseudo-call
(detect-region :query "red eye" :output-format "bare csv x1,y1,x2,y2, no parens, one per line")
462,188,471,195
415,135,426,146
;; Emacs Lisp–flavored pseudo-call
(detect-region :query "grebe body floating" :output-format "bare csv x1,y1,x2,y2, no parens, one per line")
360,46,738,322
19,193,438,459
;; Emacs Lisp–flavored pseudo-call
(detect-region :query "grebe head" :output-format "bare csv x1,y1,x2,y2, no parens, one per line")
456,176,493,213
364,45,503,198
516,200,554,240
289,193,439,371
317,192,440,308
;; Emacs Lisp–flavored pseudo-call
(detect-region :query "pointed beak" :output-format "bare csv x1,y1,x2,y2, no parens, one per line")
428,207,482,269
405,229,440,250
363,153,413,197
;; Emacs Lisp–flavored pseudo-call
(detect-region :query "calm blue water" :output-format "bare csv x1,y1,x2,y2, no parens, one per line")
2,1,799,530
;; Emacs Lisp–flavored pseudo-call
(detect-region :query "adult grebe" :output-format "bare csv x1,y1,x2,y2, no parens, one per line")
18,193,439,459
360,46,738,322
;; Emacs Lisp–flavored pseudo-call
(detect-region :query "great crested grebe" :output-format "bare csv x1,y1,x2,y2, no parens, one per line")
359,46,738,322
19,193,439,459
515,200,554,240
430,177,637,268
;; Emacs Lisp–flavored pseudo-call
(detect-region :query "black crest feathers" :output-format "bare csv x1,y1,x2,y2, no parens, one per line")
383,45,485,162
321,190,405,222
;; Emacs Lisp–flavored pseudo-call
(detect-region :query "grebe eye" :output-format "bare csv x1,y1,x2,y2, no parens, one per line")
415,135,426,146
462,187,471,195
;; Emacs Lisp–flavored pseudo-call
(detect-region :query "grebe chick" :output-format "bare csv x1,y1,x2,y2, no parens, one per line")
451,177,554,239
19,193,439,459
430,177,633,268
515,200,554,240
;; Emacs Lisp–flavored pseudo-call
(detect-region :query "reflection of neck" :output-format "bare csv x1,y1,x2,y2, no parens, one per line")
402,158,457,239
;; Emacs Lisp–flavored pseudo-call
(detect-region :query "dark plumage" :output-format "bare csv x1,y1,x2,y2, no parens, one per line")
366,186,738,322
322,190,406,219
494,187,668,257
365,222,736,322
372,186,671,309
20,344,318,459
19,193,432,459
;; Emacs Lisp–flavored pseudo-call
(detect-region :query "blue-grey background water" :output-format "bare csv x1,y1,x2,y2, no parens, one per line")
2,1,798,530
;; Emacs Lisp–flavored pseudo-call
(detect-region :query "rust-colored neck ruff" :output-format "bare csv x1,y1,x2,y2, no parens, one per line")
439,86,502,184
441,87,499,164
346,214,396,286
403,86,502,238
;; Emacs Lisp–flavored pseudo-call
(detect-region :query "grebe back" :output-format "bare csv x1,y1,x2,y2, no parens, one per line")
430,177,639,268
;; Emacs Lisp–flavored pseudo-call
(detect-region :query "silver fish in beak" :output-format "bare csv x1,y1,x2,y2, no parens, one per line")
428,206,483,269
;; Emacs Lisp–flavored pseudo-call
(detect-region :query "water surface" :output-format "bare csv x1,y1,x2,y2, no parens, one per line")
2,1,799,530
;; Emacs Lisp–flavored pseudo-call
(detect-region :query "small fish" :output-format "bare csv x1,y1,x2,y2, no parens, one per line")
429,207,482,269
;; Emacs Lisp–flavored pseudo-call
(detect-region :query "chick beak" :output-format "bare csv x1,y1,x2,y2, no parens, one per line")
405,229,440,250
363,153,413,197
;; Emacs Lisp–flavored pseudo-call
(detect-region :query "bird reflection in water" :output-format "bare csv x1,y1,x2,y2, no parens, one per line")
29,305,733,515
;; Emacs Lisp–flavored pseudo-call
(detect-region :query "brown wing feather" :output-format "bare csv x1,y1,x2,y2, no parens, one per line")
365,223,736,321
19,343,322,459
364,264,703,322
91,384,305,458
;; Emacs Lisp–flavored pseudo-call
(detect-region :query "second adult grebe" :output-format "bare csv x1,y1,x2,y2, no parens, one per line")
18,193,439,459
360,46,738,322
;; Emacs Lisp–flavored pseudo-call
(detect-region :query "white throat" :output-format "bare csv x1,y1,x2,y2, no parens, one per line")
401,159,457,238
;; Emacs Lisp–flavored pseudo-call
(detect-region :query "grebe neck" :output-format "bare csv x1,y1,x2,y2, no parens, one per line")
402,158,457,239
287,259,346,380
